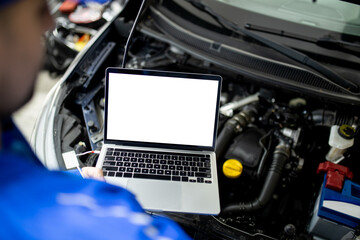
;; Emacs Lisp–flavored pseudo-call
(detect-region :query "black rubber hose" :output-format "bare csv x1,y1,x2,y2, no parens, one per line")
222,144,290,213
215,119,240,159
216,107,257,159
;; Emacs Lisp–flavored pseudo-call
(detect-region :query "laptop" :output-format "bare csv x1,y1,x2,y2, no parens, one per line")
96,68,222,214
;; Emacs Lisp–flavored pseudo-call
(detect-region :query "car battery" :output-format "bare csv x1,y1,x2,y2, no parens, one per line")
309,174,360,239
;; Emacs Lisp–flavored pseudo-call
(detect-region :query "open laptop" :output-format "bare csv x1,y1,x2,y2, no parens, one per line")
96,68,222,214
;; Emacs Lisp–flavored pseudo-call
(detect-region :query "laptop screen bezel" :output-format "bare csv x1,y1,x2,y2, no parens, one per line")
104,67,222,152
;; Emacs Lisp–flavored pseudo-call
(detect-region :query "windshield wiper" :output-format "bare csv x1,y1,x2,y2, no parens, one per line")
245,23,317,43
245,23,360,57
316,36,360,57
184,0,359,92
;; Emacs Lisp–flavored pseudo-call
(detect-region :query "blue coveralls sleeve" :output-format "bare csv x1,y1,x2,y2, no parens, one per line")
0,119,191,240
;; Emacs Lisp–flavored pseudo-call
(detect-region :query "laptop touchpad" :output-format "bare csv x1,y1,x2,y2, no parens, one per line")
127,179,182,211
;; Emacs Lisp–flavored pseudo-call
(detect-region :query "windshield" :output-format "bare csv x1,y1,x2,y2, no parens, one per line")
217,0,360,37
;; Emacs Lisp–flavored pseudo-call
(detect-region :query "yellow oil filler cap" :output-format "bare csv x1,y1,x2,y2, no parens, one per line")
223,159,243,179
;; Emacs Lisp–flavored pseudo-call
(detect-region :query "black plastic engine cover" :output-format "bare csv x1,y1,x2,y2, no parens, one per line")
224,127,265,169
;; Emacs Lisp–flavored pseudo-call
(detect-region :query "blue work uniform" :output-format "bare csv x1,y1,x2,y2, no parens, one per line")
0,118,191,240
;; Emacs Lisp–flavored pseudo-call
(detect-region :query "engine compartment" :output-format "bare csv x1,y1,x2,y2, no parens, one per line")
52,8,360,239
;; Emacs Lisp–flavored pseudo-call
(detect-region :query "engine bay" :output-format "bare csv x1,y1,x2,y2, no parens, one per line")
50,5,360,239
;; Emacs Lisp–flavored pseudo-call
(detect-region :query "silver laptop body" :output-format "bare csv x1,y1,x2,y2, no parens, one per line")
96,68,222,214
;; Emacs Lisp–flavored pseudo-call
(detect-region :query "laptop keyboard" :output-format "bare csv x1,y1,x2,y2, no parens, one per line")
102,148,212,184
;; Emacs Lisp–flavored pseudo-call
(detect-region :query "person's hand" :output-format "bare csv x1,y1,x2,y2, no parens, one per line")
81,167,105,181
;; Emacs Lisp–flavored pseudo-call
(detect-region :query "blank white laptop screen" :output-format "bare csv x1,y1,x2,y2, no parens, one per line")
106,72,220,147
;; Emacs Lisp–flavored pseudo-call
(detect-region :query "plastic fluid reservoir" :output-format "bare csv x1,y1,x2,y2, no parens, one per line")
326,125,355,163
223,159,243,179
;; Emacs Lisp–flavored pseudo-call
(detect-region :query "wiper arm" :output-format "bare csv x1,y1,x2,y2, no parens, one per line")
184,0,359,92
245,23,317,43
317,36,360,57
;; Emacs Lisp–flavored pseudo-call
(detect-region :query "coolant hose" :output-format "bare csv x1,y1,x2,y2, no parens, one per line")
215,119,240,160
215,109,254,159
222,144,290,213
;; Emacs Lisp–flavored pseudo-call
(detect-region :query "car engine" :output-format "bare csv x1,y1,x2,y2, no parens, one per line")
48,2,360,239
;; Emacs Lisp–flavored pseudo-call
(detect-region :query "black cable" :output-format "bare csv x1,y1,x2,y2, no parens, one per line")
121,0,147,68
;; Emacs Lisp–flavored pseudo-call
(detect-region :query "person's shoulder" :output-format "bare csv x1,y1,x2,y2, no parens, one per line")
0,153,140,221
0,154,191,240
0,151,135,202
